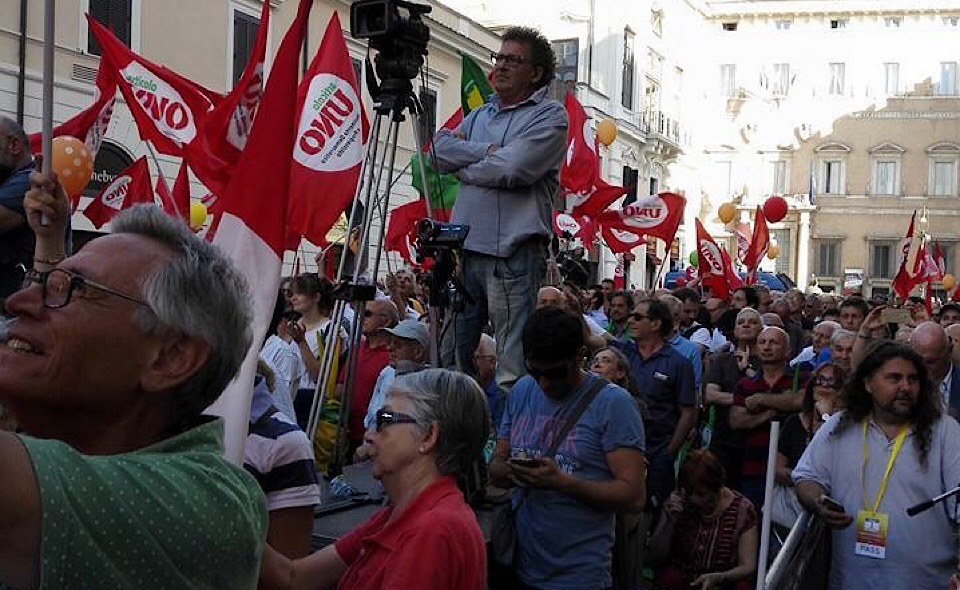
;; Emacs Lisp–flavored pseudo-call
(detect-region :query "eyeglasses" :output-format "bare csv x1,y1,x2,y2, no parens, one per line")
630,312,649,322
490,52,529,67
374,409,419,432
812,375,841,389
22,268,148,309
526,360,571,381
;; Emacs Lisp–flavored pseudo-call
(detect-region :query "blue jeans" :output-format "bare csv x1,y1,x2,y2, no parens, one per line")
441,240,545,395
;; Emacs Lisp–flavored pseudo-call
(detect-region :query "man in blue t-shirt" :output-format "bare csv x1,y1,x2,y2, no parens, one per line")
490,307,646,590
0,117,37,302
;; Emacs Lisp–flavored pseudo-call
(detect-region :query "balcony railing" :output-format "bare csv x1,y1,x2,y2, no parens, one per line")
640,110,685,147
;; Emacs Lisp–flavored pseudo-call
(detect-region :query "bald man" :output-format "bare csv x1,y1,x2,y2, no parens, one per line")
730,326,806,507
536,285,566,309
910,322,960,416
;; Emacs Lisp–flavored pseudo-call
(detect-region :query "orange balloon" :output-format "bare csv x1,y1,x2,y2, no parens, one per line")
943,274,956,291
767,244,780,260
718,202,736,224
51,136,94,197
596,119,617,146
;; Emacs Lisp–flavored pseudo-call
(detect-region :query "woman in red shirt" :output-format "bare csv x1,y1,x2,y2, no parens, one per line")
261,369,490,590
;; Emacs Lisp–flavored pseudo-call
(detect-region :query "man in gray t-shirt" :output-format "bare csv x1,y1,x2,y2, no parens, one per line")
433,26,567,396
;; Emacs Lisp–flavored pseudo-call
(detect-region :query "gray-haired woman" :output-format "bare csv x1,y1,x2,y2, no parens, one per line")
260,369,491,590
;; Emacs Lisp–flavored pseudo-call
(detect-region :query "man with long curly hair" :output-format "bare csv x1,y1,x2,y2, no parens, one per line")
793,341,960,590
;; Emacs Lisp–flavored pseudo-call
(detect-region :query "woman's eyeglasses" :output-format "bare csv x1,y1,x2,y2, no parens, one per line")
374,409,419,432
812,375,840,388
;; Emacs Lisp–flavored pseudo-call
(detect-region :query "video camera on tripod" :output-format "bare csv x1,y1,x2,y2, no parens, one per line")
351,0,431,95
414,218,472,311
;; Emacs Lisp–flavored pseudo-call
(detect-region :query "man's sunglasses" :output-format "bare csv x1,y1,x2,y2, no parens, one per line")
374,409,419,432
526,361,571,381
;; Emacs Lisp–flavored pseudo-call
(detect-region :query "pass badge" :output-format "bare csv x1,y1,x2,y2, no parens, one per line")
854,509,889,559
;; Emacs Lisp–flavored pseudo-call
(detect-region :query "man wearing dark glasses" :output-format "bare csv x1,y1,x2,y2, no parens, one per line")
0,171,266,587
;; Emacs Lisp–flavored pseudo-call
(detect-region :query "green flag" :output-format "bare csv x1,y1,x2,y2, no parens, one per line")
461,54,493,115
410,153,459,219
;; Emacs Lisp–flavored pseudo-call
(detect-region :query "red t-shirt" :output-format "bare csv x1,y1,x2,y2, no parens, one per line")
348,338,390,441
334,476,486,590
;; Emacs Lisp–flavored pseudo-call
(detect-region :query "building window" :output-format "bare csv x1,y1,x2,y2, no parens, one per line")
828,63,845,95
551,38,579,100
830,18,848,29
928,143,960,196
770,160,787,194
775,19,792,30
417,88,437,148
720,64,737,97
883,16,902,28
622,29,635,109
651,9,663,37
823,160,842,193
622,166,640,206
232,8,260,87
88,0,132,55
648,50,664,80
816,240,841,276
649,176,659,197
871,241,897,278
873,161,899,194
772,229,791,275
884,62,900,96
644,79,661,111
941,243,957,276
939,62,958,95
722,22,738,31
772,63,791,96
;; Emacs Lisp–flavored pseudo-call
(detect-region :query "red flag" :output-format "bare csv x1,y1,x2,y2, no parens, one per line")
920,242,943,282
595,192,685,245
88,17,215,156
569,179,630,219
423,108,463,153
721,246,743,290
553,211,596,245
172,160,191,223
198,0,270,195
29,58,118,157
206,0,315,462
287,14,369,247
600,225,645,254
613,254,626,290
82,156,153,229
735,222,750,264
892,212,923,299
695,218,732,300
155,167,176,217
741,206,770,274
935,241,947,276
559,91,599,194
385,199,428,264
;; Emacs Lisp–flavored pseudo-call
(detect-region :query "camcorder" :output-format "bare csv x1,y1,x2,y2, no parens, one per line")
416,218,470,249
350,0,431,83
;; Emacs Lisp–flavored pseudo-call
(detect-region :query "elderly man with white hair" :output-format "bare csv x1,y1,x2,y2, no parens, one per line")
790,320,840,371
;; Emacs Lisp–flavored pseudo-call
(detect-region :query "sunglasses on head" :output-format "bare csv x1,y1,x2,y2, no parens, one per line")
526,361,571,381
374,409,419,432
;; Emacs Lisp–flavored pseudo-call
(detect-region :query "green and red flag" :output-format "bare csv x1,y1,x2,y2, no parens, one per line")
461,54,494,115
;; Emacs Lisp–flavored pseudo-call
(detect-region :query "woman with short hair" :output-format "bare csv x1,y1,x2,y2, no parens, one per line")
260,369,491,590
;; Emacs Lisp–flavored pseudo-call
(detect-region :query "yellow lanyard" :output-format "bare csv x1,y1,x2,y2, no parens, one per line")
860,421,909,512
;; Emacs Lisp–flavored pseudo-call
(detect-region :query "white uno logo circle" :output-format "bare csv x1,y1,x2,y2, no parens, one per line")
556,213,581,234
227,62,264,151
121,62,198,146
700,241,724,274
611,229,641,244
101,175,132,210
621,196,667,230
294,74,363,172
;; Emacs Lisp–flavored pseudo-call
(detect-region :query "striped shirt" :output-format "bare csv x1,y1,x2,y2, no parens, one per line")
244,378,322,511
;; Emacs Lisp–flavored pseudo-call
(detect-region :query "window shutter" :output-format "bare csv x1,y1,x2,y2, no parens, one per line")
88,0,132,54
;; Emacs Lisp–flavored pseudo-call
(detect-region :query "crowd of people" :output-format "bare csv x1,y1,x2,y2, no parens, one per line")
2,21,960,590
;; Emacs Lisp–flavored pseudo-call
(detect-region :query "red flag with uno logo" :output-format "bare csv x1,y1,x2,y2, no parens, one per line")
560,91,598,195
695,218,732,300
88,17,215,157
198,0,270,196
553,211,597,245
29,57,118,158
82,156,154,229
287,13,369,247
596,192,685,245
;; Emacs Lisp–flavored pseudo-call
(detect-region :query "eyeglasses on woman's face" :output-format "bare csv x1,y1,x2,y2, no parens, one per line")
374,408,419,433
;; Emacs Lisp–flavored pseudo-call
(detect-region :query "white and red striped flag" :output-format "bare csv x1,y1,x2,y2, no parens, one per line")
206,0,315,463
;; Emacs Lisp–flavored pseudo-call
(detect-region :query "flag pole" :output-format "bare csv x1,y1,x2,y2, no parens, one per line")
144,142,182,217
40,0,54,225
